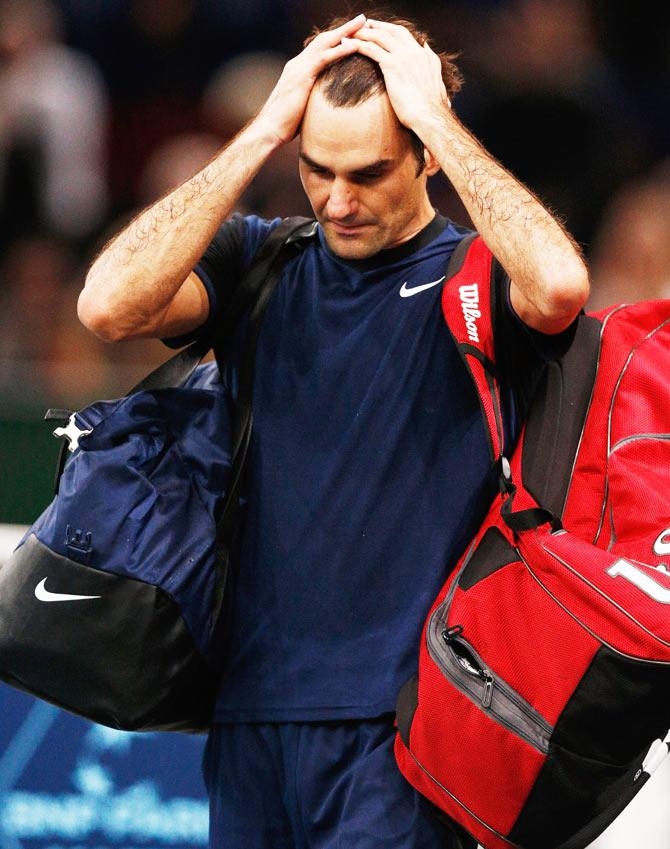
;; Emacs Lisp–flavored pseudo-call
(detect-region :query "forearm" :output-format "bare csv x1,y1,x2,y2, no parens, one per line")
80,123,279,339
418,111,589,330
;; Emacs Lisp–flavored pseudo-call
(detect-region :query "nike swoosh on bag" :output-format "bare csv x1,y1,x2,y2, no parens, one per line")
34,577,101,603
399,276,446,298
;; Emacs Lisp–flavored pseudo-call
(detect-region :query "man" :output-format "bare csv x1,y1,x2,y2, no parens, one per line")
79,13,589,849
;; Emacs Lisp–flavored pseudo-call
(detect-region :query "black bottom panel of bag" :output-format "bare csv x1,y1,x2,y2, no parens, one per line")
508,645,670,849
458,527,519,591
555,759,650,849
0,534,218,733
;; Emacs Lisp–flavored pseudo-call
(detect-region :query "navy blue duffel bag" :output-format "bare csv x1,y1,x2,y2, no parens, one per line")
0,217,316,732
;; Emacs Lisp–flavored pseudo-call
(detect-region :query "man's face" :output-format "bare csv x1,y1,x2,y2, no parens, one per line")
299,88,434,260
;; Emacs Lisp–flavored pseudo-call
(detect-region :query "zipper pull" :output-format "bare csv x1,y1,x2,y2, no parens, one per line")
481,672,494,708
441,624,464,643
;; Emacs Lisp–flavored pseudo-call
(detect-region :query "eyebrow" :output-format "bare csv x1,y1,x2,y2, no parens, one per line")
299,152,393,178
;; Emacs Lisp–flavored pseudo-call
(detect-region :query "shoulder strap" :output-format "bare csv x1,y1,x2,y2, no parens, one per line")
216,216,316,522
211,216,316,370
441,234,505,467
208,216,318,634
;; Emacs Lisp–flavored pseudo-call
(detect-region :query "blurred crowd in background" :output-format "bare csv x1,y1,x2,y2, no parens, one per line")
0,0,669,411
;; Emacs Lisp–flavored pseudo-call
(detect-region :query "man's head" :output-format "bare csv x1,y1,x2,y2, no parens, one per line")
305,15,463,175
298,14,462,260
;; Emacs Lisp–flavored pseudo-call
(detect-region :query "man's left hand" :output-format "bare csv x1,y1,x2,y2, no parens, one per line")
347,20,451,135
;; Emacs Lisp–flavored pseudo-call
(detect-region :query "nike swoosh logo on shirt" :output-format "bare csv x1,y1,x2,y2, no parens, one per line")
399,276,446,298
34,578,101,603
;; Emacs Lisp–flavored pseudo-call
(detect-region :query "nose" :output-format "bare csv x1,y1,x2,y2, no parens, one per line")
326,179,358,221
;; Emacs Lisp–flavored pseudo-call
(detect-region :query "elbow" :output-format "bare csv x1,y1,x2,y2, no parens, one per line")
542,261,590,328
77,278,129,343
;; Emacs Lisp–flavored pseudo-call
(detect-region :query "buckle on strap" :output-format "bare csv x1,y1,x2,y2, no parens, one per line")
497,455,513,495
501,487,563,534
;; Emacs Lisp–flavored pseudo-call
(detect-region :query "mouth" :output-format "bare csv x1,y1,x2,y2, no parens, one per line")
327,221,371,236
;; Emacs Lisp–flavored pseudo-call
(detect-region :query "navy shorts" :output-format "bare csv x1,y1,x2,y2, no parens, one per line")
204,716,476,849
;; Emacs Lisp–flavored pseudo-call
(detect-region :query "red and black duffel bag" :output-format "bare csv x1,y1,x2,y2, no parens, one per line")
395,235,670,849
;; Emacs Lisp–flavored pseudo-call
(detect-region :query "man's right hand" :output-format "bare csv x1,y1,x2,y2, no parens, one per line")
252,14,366,148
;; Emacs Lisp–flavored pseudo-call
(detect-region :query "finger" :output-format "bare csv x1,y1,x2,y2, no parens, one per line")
420,44,451,106
422,41,443,73
315,13,367,48
344,37,388,64
352,25,397,52
318,38,360,66
366,18,419,44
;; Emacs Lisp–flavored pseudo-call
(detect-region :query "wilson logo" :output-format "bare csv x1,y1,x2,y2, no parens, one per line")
459,284,481,343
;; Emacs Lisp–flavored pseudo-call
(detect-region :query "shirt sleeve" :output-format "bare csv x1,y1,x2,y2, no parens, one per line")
162,213,281,349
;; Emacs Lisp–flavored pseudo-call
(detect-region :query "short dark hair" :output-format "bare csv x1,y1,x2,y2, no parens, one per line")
304,14,463,174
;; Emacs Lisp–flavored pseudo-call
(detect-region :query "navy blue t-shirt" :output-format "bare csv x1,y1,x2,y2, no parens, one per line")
167,212,571,722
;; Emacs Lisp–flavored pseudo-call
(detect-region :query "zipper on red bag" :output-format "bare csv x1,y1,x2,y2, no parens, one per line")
427,596,553,754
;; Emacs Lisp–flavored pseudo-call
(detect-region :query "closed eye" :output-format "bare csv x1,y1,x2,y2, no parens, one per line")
299,153,391,184
300,154,333,179
350,170,385,184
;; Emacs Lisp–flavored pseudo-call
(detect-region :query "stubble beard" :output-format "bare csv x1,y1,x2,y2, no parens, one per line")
321,221,389,261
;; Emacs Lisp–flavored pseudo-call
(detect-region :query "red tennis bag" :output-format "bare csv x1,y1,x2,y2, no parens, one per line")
395,235,670,849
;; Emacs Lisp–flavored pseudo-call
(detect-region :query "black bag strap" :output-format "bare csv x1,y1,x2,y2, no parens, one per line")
204,217,318,631
500,484,563,533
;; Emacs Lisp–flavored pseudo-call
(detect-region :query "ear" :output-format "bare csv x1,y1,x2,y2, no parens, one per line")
423,147,441,177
